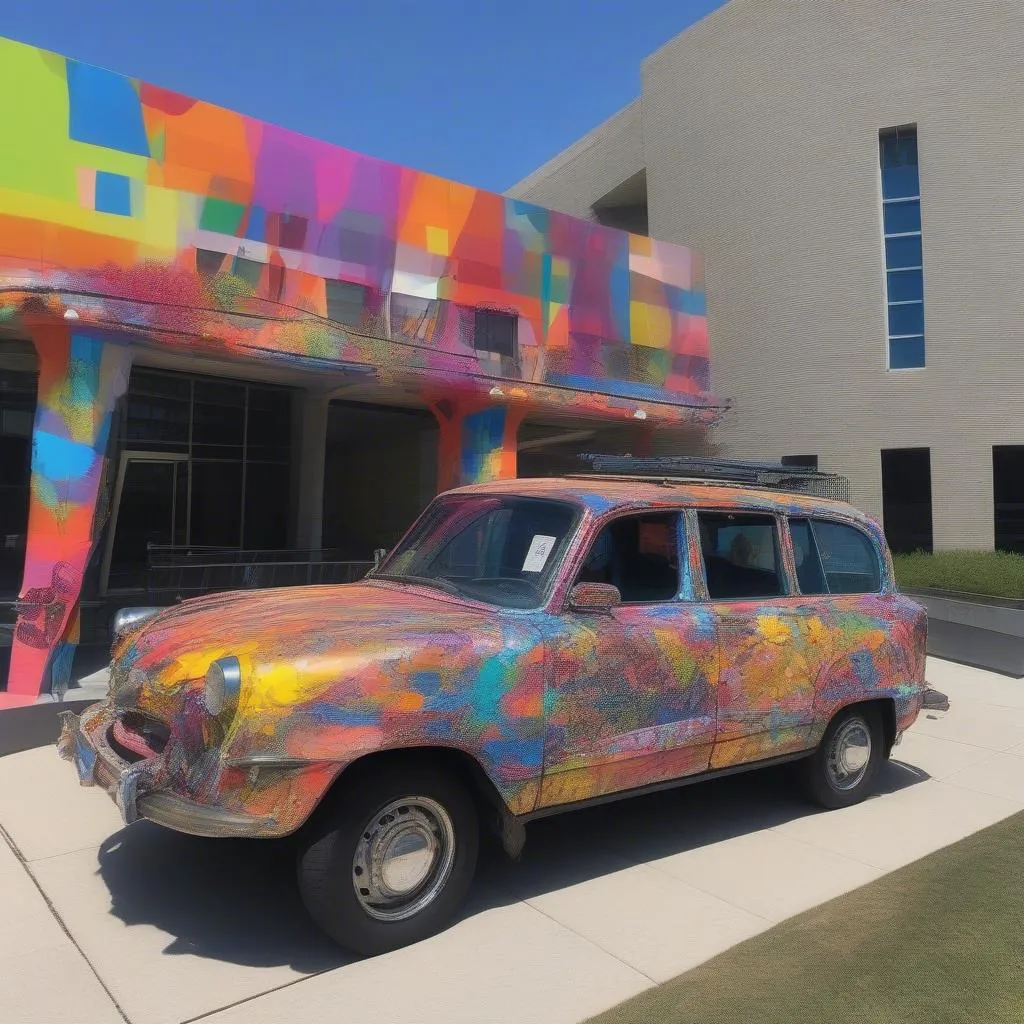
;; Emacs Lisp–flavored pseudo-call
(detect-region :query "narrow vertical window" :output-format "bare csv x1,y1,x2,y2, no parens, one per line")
880,126,925,369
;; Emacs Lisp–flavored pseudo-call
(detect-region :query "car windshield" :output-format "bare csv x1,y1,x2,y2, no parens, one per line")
372,494,581,610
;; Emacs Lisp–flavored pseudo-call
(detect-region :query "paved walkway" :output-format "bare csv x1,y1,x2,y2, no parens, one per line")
1,656,1022,1024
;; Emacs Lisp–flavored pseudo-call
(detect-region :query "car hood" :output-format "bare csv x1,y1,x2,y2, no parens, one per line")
111,581,522,728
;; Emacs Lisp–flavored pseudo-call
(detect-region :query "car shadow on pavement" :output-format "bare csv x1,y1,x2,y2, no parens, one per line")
96,823,351,973
475,757,930,905
95,758,928,970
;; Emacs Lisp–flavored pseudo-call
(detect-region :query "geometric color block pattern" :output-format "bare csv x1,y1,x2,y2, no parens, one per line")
0,34,718,418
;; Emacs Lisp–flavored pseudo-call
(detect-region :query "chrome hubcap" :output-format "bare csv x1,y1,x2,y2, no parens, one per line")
352,797,455,922
826,718,872,791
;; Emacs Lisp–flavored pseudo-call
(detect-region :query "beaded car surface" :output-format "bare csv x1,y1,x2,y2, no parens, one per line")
59,473,931,955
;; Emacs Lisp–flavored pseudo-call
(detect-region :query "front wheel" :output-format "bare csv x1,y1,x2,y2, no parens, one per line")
800,705,884,809
296,761,479,956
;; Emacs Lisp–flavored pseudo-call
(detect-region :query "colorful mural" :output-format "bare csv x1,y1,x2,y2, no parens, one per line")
0,35,716,419
0,35,723,704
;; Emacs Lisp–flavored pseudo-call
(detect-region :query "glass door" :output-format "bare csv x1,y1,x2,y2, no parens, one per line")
102,453,188,593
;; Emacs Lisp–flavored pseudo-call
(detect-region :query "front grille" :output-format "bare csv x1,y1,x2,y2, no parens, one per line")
94,750,121,790
108,711,170,764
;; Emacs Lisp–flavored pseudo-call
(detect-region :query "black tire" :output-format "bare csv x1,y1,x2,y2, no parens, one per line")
800,705,885,810
296,759,479,956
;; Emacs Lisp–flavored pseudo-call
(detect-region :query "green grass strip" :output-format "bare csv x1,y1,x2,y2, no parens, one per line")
588,811,1024,1024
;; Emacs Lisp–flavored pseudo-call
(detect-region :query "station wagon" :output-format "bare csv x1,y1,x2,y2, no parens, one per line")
59,463,934,955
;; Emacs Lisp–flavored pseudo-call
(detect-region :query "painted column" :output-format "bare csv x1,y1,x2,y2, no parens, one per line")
293,390,331,551
433,400,525,492
5,321,131,705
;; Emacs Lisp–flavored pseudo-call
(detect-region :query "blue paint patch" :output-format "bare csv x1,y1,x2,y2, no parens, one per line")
94,172,132,216
67,61,150,156
544,374,709,405
461,406,507,483
578,493,619,514
245,205,267,242
424,690,470,712
319,706,380,727
469,657,508,723
411,671,442,698
667,287,707,316
32,431,96,480
424,719,456,740
851,650,880,689
482,739,540,767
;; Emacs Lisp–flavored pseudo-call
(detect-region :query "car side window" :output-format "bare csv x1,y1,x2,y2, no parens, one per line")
698,511,784,599
810,519,882,594
789,518,828,595
574,513,680,603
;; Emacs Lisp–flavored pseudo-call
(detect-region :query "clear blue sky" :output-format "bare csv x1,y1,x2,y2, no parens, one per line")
5,0,724,192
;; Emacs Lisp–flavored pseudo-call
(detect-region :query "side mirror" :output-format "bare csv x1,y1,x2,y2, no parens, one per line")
567,582,621,613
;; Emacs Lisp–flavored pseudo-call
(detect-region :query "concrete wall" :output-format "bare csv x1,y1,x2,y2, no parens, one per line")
512,0,1024,548
510,101,645,219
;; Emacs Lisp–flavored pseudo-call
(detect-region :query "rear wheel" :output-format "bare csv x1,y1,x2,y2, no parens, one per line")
296,761,479,956
801,705,884,809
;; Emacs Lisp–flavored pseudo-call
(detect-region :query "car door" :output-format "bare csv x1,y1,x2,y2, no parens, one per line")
786,514,902,732
537,510,719,809
695,509,818,769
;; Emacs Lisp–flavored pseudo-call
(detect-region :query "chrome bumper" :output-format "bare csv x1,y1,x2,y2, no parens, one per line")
57,704,276,838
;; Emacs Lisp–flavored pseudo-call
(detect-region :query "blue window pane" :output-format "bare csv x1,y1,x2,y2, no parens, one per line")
888,301,925,336
887,269,924,302
885,234,922,269
883,199,921,234
889,336,925,369
882,164,920,199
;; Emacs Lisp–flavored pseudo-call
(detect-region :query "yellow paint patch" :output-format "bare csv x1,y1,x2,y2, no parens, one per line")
757,616,792,645
425,225,449,255
629,300,671,349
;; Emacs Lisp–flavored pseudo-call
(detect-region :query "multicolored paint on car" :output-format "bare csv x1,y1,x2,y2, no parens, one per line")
59,477,928,839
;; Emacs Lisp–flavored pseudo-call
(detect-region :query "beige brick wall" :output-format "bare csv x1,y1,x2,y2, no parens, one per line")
511,0,1024,549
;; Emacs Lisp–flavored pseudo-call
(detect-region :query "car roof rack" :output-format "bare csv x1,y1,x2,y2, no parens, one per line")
570,455,851,501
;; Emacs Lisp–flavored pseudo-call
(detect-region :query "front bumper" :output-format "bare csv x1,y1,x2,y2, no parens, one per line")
57,704,277,838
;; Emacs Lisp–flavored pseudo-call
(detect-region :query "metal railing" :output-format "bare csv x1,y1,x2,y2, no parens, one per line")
576,455,852,502
144,545,376,601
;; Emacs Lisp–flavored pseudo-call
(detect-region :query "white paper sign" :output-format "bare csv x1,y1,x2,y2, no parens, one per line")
522,535,557,573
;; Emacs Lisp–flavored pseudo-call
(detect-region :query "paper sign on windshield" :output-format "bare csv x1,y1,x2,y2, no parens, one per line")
522,535,556,573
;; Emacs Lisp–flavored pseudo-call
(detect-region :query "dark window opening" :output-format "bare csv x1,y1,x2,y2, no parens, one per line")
575,513,679,603
781,455,819,469
196,248,225,279
107,368,293,590
231,256,263,289
326,279,368,327
0,353,37,603
881,448,933,553
474,309,517,358
698,512,783,600
993,446,1024,554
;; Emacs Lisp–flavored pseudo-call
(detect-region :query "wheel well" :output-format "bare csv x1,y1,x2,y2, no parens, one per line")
833,697,897,754
321,745,510,823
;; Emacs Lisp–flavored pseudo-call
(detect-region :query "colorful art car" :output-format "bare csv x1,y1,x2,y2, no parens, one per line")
59,470,933,955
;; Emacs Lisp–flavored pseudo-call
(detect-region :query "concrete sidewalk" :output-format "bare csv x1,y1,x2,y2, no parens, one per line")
1,656,1022,1024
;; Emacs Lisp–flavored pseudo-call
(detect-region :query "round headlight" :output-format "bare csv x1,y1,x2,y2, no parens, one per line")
204,656,241,717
